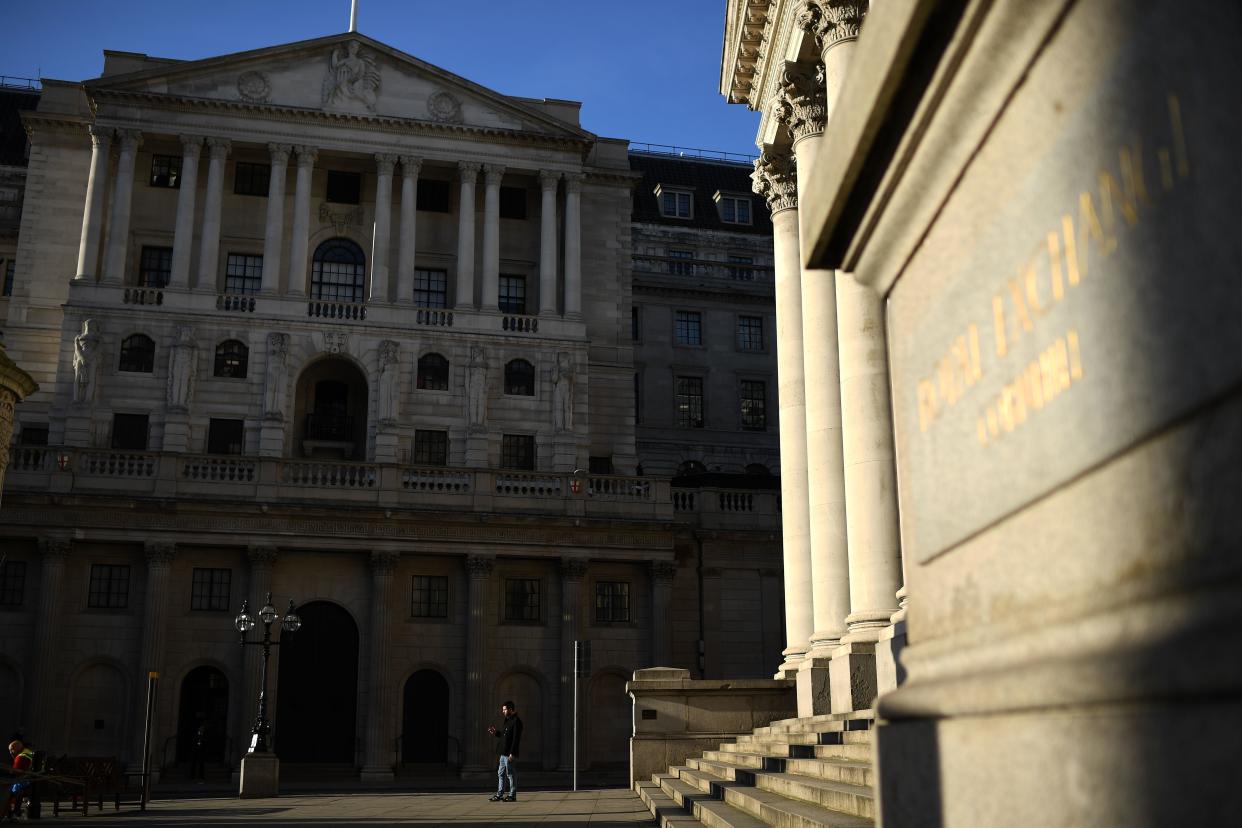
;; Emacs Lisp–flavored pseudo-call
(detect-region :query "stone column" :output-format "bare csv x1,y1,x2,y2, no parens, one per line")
261,144,291,294
751,152,813,680
287,146,317,297
455,163,479,309
538,172,560,315
480,165,504,310
75,125,112,281
239,545,277,750
102,129,142,284
28,537,70,750
361,550,398,780
0,339,38,507
196,138,231,291
396,156,420,304
463,554,493,772
131,541,175,763
369,154,397,303
557,558,585,771
168,135,203,289
650,561,677,667
563,172,583,317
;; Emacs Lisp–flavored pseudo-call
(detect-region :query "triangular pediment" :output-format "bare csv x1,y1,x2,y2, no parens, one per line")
87,33,590,140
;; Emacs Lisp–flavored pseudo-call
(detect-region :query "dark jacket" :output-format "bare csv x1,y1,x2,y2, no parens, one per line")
495,714,523,758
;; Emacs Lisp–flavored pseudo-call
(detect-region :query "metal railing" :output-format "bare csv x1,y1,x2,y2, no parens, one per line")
629,142,759,164
633,253,773,284
0,75,40,91
304,413,354,442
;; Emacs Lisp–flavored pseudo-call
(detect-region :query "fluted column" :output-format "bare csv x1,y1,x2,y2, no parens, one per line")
131,541,175,763
196,138,230,291
287,146,317,297
463,554,493,771
455,163,479,309
102,129,142,284
557,558,586,771
369,154,397,302
396,156,420,304
169,135,203,289
481,164,504,310
28,538,70,750
261,144,291,294
239,546,276,750
751,152,813,679
362,550,398,779
75,126,112,281
538,172,560,315
563,172,582,317
650,561,676,667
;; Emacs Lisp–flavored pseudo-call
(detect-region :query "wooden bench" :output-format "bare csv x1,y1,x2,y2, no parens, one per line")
47,756,146,816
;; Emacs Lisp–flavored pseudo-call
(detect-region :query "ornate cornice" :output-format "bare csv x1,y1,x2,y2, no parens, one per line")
751,151,798,213
772,62,826,144
465,554,494,578
144,540,176,565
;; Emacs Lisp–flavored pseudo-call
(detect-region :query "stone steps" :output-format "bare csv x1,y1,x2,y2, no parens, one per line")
695,752,873,788
676,763,874,821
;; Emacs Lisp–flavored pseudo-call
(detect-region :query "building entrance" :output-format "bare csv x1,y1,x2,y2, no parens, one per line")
176,666,228,763
275,601,359,763
401,670,450,764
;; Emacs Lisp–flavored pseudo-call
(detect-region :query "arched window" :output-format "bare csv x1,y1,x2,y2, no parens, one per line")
416,353,449,390
311,238,366,303
118,334,155,373
213,340,249,378
504,359,535,396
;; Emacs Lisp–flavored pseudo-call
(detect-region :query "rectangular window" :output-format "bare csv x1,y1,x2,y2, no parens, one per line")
499,274,526,314
233,162,271,196
737,316,764,351
2,260,13,297
413,429,449,466
589,456,614,475
631,307,641,342
676,377,704,428
207,418,245,455
417,179,451,212
719,196,752,225
499,186,527,219
19,424,49,446
501,434,536,470
139,246,173,288
595,581,630,623
0,560,26,607
634,372,642,426
728,254,755,281
411,575,449,618
190,568,231,611
668,249,694,276
659,190,692,219
741,380,767,430
674,310,702,346
149,154,181,188
225,253,263,295
326,170,362,204
414,268,448,308
111,413,149,451
504,578,540,622
87,564,130,609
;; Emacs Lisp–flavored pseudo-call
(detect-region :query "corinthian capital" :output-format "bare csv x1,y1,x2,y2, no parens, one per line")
751,151,798,213
772,62,826,144
821,0,869,51
374,153,398,176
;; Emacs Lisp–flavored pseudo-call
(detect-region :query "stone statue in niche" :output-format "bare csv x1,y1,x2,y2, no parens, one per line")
377,340,400,425
264,333,290,421
72,319,101,405
466,345,487,428
322,41,380,112
166,326,198,412
553,352,574,432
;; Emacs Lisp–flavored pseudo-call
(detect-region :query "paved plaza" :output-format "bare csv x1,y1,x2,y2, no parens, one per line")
32,789,658,826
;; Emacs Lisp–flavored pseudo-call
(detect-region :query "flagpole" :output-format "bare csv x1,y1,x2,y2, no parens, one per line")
349,0,358,32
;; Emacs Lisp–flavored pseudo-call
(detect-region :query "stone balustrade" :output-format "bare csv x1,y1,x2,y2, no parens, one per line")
671,486,781,528
501,314,540,333
216,293,257,313
122,287,164,306
307,299,368,321
632,253,775,285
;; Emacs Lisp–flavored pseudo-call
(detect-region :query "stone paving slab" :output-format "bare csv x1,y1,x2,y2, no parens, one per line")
29,789,658,826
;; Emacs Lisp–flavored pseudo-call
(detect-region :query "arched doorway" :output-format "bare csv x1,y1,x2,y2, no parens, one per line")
274,601,359,763
586,671,631,770
176,666,228,763
401,670,450,764
294,358,368,460
68,663,127,756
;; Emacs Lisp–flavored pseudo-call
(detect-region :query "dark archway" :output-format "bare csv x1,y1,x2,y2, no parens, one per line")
293,357,369,460
275,601,359,763
401,669,450,764
176,666,229,763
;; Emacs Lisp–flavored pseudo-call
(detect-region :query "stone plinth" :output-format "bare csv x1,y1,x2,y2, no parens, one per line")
626,667,796,788
238,752,279,799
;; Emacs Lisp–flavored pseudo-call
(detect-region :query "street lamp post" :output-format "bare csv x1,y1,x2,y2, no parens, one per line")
235,592,300,798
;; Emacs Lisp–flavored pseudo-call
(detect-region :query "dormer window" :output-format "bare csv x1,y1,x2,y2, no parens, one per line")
654,184,693,219
714,191,752,225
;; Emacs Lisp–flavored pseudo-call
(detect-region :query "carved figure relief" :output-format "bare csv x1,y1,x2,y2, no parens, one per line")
427,91,463,124
466,345,488,429
236,71,271,103
377,340,400,425
166,326,198,412
318,203,365,234
322,41,380,112
264,332,290,421
553,352,574,432
323,332,349,355
72,319,101,405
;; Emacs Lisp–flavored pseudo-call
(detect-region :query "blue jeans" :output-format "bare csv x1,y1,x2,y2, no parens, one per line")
496,754,516,797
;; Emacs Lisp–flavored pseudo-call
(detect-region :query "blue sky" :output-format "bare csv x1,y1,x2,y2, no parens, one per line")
4,0,760,157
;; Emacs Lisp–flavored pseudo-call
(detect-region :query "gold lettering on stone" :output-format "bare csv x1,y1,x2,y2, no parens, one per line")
976,330,1084,447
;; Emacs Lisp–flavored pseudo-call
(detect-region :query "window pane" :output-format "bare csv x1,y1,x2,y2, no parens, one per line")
2,260,14,296
676,377,704,428
501,434,535,470
111,413,149,450
741,380,767,430
225,253,263,295
139,246,173,288
737,316,764,351
0,560,26,606
150,154,181,188
675,311,702,346
118,334,155,373
414,268,447,308
499,275,526,314
499,186,527,220
677,193,692,217
417,179,451,212
311,238,365,303
207,418,244,455
411,575,449,618
504,360,535,396
233,162,271,197
191,568,231,611
88,564,130,609
214,340,249,378
595,581,630,623
416,353,449,390
504,578,540,621
413,429,448,465
325,170,361,204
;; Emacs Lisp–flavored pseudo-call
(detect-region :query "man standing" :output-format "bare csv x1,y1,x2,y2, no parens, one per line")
1,739,34,821
486,700,523,802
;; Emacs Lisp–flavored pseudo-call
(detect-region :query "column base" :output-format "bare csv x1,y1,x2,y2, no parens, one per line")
238,752,280,799
875,617,909,696
796,656,834,716
359,767,394,783
828,641,879,714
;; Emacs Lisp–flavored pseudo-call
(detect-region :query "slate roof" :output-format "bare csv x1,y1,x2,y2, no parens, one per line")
0,87,40,167
629,152,771,236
